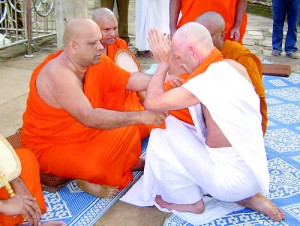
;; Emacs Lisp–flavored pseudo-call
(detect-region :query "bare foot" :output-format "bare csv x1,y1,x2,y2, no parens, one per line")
155,195,205,214
76,180,118,198
131,158,145,171
41,221,67,226
237,193,285,221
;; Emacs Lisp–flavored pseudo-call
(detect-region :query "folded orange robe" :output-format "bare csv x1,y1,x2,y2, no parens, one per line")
107,37,128,60
107,37,152,139
165,48,223,125
21,51,143,189
221,40,267,135
177,0,247,44
0,149,46,226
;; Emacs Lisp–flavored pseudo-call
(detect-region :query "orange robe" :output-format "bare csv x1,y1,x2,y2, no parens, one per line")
165,48,223,125
221,40,268,135
0,149,46,226
177,0,247,44
107,37,128,60
107,38,152,139
21,51,143,190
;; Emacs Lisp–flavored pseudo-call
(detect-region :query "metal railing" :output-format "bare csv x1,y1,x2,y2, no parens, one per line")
0,0,56,56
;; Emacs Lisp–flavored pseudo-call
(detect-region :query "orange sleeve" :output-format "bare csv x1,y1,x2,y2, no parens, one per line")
0,149,46,226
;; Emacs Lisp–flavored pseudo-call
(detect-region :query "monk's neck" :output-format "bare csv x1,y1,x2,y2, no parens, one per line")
63,52,87,82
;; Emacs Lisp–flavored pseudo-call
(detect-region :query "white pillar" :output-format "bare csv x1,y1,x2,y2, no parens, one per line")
55,0,88,49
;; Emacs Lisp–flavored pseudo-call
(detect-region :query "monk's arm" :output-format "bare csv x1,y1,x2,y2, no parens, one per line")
169,0,181,37
231,0,247,41
126,72,152,92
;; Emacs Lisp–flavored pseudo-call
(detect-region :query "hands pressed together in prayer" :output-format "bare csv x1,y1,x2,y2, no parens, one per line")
148,28,173,69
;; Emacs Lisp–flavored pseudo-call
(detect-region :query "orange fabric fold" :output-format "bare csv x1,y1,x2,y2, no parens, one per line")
165,48,223,124
21,51,144,189
107,38,153,138
221,40,267,134
107,37,128,59
0,149,46,226
177,0,247,44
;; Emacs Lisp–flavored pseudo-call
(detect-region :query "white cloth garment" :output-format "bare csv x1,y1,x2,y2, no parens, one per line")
135,0,170,51
121,61,270,225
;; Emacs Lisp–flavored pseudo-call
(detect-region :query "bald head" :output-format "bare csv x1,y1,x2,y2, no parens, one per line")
92,7,117,25
92,8,118,48
195,11,225,37
173,22,214,56
63,19,101,48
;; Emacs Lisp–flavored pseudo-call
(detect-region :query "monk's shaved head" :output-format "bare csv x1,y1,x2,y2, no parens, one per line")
63,19,101,47
92,7,117,25
173,22,214,57
195,11,225,37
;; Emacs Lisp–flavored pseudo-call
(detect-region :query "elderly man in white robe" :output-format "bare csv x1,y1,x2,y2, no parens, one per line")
121,23,286,224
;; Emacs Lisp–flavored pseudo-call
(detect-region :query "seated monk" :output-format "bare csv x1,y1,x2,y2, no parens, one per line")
195,11,268,135
0,148,65,226
21,19,168,198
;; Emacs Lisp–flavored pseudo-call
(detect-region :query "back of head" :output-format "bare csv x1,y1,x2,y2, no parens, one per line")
92,7,117,26
195,11,225,36
172,22,214,59
195,11,225,50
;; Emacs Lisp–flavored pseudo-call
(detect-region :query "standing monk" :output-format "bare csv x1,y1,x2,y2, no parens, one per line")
21,19,167,198
169,0,247,43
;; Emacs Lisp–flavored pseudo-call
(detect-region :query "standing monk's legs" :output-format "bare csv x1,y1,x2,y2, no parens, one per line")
237,193,285,221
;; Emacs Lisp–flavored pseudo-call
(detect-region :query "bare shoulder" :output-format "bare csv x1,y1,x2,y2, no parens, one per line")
224,59,252,84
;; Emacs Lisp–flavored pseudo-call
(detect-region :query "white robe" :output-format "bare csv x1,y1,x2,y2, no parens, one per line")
135,0,170,51
121,61,270,225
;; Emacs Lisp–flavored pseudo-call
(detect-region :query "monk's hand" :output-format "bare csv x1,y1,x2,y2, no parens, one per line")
141,110,168,127
165,74,184,88
148,28,172,67
230,27,240,41
0,195,42,226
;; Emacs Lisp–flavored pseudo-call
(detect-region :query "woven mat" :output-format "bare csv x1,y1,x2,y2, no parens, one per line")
40,138,148,225
164,73,300,225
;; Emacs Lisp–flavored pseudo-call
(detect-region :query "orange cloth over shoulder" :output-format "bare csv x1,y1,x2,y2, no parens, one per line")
0,149,46,226
107,37,128,59
221,40,267,135
164,48,223,125
21,51,143,189
178,0,247,44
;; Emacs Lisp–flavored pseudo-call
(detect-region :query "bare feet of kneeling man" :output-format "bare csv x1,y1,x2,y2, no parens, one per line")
76,180,118,198
155,195,205,214
237,193,286,221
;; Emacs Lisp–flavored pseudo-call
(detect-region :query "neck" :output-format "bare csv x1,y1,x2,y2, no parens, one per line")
64,51,87,81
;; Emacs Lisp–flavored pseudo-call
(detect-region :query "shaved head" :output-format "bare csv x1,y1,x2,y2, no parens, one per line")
171,22,214,73
92,7,117,25
63,19,101,48
195,11,225,37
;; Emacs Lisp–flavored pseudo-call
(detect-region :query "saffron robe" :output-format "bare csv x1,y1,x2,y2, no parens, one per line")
177,0,247,44
107,38,152,139
221,40,267,134
0,149,46,225
121,61,269,225
107,37,128,60
21,51,143,189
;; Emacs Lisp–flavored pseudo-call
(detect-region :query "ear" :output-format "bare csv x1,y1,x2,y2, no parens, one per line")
70,40,78,53
188,46,195,57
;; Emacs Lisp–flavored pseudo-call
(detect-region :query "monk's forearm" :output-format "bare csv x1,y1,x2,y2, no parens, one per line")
234,0,247,29
84,108,146,130
169,0,181,36
127,72,152,92
144,63,169,110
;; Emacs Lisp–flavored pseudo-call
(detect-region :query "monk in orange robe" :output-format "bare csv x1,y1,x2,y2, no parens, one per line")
169,0,248,44
21,19,167,198
0,149,46,225
195,12,267,135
